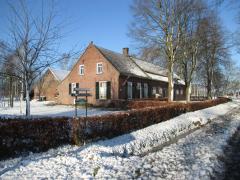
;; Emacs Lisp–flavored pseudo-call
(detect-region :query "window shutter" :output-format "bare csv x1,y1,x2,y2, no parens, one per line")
123,83,128,99
142,83,144,98
148,85,152,97
76,83,79,94
125,82,128,99
69,83,72,95
132,82,136,99
107,81,111,99
96,82,99,99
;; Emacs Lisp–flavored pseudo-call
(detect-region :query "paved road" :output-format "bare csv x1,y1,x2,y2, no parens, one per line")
128,107,240,180
221,126,240,180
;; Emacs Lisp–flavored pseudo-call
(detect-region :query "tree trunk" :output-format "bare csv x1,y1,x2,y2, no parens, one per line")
9,76,13,107
207,79,212,100
20,80,23,114
186,83,191,102
38,89,41,101
168,62,174,102
25,81,30,117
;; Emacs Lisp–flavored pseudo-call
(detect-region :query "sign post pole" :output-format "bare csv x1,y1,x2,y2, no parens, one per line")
85,90,88,118
75,94,77,117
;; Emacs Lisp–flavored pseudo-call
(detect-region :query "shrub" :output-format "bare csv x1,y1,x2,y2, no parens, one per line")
0,97,230,159
0,117,71,159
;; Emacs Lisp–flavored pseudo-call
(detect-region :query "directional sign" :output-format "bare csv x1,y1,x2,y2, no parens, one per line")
73,87,92,118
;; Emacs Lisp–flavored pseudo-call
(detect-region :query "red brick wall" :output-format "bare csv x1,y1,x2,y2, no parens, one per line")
34,70,59,101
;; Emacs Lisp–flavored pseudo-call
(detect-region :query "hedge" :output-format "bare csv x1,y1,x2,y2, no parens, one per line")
0,97,230,160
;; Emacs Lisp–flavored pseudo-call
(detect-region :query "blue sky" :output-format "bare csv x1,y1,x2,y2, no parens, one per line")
0,0,239,66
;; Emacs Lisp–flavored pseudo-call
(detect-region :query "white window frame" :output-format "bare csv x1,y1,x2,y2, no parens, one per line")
127,81,133,99
71,83,76,94
152,87,157,95
96,63,103,74
79,65,84,75
144,83,148,98
176,89,179,95
137,82,142,99
99,81,107,99
158,87,163,95
180,89,183,95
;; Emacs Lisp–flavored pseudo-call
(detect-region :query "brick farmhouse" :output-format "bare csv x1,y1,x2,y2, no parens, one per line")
49,42,186,105
33,68,69,101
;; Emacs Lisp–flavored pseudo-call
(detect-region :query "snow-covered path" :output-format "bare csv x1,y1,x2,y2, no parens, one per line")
0,100,240,179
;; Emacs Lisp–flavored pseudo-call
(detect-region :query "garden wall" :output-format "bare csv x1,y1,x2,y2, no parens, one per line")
0,97,230,160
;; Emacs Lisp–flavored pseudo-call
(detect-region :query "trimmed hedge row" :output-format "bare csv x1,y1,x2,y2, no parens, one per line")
104,98,168,109
0,118,71,159
127,100,169,109
0,97,230,159
72,97,230,143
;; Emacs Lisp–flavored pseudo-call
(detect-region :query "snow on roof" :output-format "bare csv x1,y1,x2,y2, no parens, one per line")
176,79,185,85
145,72,168,82
49,68,70,81
133,58,168,76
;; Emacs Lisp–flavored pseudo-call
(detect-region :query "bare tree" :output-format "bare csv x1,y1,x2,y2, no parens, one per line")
197,12,229,99
129,0,189,101
176,0,206,102
58,53,71,71
221,60,240,95
1,0,76,117
140,46,167,67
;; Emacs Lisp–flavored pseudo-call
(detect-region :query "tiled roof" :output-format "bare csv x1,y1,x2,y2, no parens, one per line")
50,68,70,81
95,45,184,85
96,46,149,78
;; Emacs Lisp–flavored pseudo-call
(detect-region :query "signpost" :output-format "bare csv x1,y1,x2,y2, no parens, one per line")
73,88,91,117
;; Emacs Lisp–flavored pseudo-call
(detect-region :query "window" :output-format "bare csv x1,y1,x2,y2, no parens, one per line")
79,65,84,75
158,87,163,96
127,82,133,99
176,89,179,95
144,83,148,98
71,83,76,94
99,81,107,99
180,89,183,95
152,87,157,95
137,83,142,98
97,63,103,74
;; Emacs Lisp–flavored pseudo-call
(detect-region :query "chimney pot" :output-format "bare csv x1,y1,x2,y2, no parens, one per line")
122,48,129,56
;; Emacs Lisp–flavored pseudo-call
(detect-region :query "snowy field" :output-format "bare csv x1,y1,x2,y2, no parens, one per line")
0,100,239,179
0,100,119,118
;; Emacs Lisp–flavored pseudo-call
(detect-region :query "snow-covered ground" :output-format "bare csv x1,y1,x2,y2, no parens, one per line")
0,100,119,118
0,100,239,179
